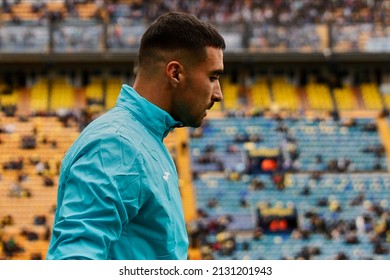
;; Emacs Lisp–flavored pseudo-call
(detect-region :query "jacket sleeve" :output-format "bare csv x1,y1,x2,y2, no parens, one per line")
47,135,142,260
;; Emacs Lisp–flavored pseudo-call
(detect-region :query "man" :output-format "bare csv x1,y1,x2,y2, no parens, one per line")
46,12,225,260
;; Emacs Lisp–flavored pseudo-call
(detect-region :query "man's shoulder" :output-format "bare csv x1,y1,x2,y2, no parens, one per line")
86,108,143,139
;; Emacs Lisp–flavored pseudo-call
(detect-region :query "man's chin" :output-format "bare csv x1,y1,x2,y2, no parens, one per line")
188,118,204,128
185,114,207,128
189,122,202,128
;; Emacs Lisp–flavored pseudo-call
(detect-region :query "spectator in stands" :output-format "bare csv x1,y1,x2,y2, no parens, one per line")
1,236,24,258
207,197,218,209
2,123,15,133
31,252,43,260
252,226,264,241
350,193,365,207
17,172,28,183
1,215,14,227
226,143,240,154
300,184,311,196
295,246,321,260
35,160,51,176
344,231,360,244
34,215,47,226
28,154,40,165
47,12,225,260
373,157,383,171
335,252,349,260
21,135,37,149
9,182,22,197
44,225,51,241
239,190,249,208
272,172,285,190
250,177,265,191
291,228,311,240
216,231,236,256
43,175,54,187
21,228,39,241
3,156,23,170
8,181,31,198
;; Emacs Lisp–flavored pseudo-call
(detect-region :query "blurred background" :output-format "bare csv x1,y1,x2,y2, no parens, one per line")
1,0,390,260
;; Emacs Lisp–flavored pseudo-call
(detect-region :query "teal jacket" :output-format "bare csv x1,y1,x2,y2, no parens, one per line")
47,85,189,259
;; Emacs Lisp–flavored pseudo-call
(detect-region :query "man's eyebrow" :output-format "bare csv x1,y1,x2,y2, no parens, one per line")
211,70,224,76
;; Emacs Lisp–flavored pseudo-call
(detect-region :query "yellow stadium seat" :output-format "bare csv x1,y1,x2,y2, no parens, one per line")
271,77,300,110
360,83,383,110
30,78,49,112
333,86,357,110
50,78,74,110
250,79,271,110
305,82,334,111
105,78,123,109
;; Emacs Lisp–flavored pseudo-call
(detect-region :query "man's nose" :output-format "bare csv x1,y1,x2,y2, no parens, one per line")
212,80,223,102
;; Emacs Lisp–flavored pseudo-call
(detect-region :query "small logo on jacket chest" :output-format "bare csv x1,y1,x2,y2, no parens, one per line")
163,171,170,181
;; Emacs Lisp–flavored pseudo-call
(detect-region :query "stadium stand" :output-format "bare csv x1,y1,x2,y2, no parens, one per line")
105,77,124,109
0,113,79,259
333,86,358,111
84,76,104,112
271,77,300,111
189,114,390,260
249,77,272,111
360,83,384,110
305,80,334,111
1,0,390,260
50,77,75,111
29,78,49,114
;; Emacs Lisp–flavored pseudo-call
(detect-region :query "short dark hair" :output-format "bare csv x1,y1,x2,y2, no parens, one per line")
138,12,226,66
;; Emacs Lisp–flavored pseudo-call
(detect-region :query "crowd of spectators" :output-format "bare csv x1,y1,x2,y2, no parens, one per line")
188,110,390,259
187,193,390,260
1,0,388,30
0,113,72,259
1,0,390,260
0,213,50,259
189,177,390,260
1,0,389,52
2,0,388,25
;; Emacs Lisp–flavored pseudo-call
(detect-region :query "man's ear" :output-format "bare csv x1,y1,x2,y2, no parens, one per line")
166,61,182,86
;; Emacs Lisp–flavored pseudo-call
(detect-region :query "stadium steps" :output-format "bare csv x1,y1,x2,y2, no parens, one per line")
297,87,309,110
166,127,203,260
164,128,197,222
352,86,366,110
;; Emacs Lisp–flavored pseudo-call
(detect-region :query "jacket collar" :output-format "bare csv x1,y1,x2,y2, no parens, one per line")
115,84,182,141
